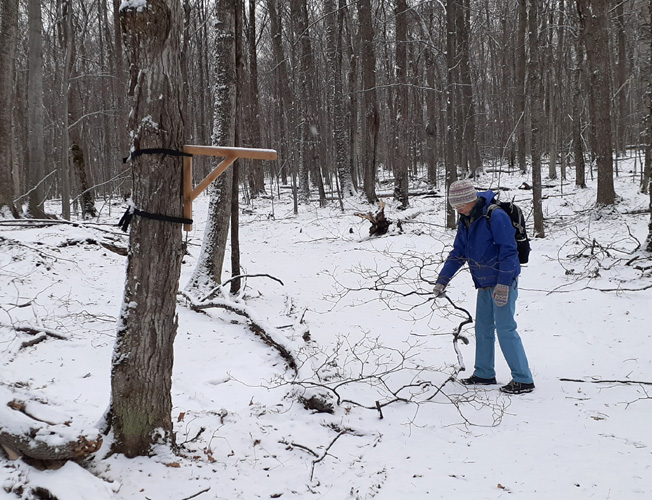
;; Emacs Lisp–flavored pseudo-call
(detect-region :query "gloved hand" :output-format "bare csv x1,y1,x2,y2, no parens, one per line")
493,283,510,307
433,283,446,298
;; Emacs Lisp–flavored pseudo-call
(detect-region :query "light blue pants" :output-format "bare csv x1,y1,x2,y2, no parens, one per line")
473,280,534,384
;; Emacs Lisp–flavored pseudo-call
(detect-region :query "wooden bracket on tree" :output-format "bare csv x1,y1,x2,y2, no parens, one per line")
182,145,277,231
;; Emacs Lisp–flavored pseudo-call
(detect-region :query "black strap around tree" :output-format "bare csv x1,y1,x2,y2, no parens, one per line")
122,148,193,164
118,206,193,232
118,147,194,231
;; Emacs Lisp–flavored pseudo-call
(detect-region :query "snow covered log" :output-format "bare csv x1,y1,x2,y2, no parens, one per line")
0,388,102,464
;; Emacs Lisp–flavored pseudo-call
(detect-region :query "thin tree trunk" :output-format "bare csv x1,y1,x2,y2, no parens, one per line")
573,22,586,189
528,0,545,238
445,0,459,228
515,0,527,174
185,0,236,294
0,0,20,217
393,0,409,208
26,0,47,219
357,0,379,204
578,0,615,205
326,0,355,200
246,0,265,197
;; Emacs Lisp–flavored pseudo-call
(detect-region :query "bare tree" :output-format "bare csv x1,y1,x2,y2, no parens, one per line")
528,0,545,238
111,0,186,458
577,0,616,206
358,0,379,204
185,0,237,295
393,0,409,208
326,0,355,200
26,0,48,218
0,0,19,218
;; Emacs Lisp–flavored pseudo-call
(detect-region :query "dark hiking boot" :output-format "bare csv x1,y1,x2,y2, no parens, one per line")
500,380,535,394
460,375,497,386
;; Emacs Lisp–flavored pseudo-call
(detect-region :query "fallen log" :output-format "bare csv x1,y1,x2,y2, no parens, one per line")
0,387,102,467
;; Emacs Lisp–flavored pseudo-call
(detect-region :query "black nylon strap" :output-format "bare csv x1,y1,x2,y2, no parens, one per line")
122,148,193,164
118,206,193,232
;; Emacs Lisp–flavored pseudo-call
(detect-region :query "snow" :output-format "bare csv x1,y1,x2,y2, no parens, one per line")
1,162,651,499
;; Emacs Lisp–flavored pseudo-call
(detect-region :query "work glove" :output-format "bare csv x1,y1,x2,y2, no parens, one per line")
493,283,510,307
433,283,446,298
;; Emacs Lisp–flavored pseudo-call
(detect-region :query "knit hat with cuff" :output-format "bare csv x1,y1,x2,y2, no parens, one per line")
448,179,478,207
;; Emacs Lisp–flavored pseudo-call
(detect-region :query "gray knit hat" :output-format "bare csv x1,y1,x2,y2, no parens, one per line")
448,179,477,207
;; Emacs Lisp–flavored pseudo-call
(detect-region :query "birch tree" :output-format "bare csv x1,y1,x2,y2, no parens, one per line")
111,0,186,458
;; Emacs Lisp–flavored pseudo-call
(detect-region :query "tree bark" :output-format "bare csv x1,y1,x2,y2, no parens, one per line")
0,0,20,218
528,0,545,238
326,0,355,200
357,0,379,204
26,0,47,218
111,0,186,458
577,0,615,205
445,0,459,229
393,0,409,208
185,0,236,294
516,0,527,174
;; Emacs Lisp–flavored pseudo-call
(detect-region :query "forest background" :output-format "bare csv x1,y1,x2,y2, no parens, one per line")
1,0,652,493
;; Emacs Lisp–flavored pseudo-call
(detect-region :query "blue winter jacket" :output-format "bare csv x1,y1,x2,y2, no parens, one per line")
436,190,520,289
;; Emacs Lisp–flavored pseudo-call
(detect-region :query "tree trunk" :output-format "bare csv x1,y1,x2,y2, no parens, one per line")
393,0,409,208
26,0,47,219
357,0,379,204
246,0,266,198
573,18,586,189
111,0,186,458
528,0,545,238
185,0,236,294
459,0,481,176
326,0,355,200
0,0,20,218
445,0,459,229
516,0,527,174
578,0,615,205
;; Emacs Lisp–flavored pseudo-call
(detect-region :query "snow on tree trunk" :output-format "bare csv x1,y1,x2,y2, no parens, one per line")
185,0,236,295
111,0,185,458
325,0,355,200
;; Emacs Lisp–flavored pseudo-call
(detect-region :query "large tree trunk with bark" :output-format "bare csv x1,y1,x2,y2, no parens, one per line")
0,0,20,218
111,0,186,458
578,0,615,205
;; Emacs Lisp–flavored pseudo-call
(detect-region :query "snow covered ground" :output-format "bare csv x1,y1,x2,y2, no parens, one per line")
1,162,651,499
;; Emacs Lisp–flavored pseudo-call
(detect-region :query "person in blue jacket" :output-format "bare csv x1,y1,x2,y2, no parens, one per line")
434,179,535,395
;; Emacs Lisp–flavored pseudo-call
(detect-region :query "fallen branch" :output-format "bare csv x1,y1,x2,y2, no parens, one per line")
1,323,69,341
180,292,298,372
310,430,347,481
181,487,211,500
560,377,652,386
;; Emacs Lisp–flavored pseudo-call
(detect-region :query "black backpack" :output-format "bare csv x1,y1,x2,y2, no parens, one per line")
486,201,531,264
